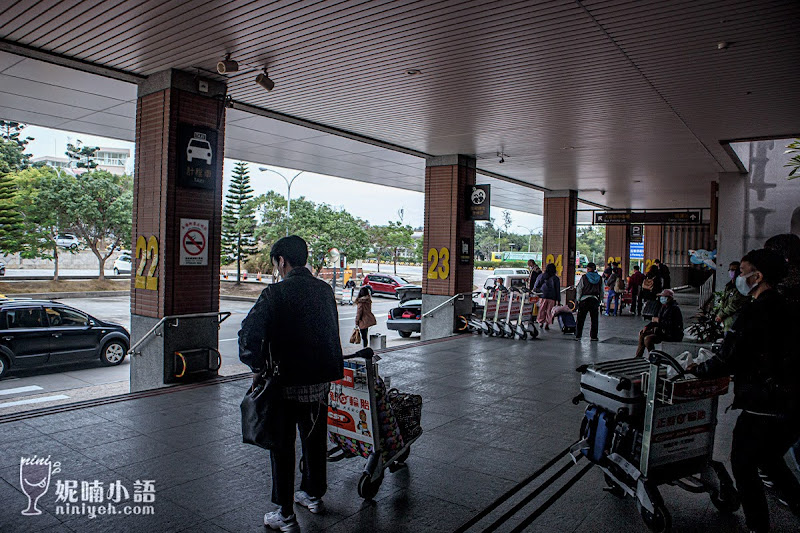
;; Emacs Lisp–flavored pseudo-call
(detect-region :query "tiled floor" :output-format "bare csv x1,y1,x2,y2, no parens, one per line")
1,311,799,532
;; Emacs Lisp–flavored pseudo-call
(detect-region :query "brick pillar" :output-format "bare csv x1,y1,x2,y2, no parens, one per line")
421,155,475,340
604,225,629,275
130,69,226,392
542,190,577,287
644,225,664,273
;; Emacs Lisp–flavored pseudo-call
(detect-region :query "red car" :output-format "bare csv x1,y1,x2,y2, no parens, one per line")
360,273,413,298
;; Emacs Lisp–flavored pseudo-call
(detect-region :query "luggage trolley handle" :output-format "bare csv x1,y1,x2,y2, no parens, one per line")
648,349,688,378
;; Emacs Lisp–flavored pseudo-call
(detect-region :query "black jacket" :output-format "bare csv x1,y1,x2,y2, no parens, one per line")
695,289,798,415
238,267,344,385
654,300,683,341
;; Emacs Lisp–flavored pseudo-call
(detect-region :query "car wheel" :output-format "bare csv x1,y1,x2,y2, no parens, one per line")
0,355,8,379
70,243,78,250
399,331,412,338
113,268,120,275
100,340,127,366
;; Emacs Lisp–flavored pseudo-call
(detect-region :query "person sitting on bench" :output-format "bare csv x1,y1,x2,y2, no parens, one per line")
635,289,683,357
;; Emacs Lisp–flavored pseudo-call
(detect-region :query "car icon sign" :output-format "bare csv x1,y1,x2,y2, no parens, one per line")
187,138,213,165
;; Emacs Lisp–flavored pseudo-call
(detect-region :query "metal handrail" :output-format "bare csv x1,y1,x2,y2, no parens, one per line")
422,291,478,318
129,311,231,356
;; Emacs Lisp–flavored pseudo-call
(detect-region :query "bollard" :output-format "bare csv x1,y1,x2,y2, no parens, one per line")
369,333,386,350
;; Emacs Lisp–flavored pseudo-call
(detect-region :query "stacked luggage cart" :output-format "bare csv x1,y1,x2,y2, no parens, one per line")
327,348,423,499
571,350,739,532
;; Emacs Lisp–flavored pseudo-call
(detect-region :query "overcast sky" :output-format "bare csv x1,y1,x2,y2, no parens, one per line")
24,124,544,232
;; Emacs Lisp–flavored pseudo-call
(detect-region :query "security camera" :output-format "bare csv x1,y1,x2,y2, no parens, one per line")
601,189,606,196
216,55,238,75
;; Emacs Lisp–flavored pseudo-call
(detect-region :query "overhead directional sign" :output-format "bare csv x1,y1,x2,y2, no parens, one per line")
594,211,702,225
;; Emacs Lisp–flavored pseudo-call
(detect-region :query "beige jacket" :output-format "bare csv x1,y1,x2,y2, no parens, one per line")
355,296,377,329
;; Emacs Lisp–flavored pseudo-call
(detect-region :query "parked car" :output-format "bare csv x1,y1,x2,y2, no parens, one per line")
492,268,529,276
361,273,414,298
113,254,132,275
474,274,530,308
0,261,5,276
387,286,422,337
55,234,80,249
0,299,130,379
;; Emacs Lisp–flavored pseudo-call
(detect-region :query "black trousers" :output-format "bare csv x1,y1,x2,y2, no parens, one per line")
576,297,599,339
631,286,642,315
360,328,369,348
731,411,800,532
270,399,329,515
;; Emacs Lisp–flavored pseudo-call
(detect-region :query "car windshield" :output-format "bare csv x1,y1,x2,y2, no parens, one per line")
189,139,210,148
396,277,410,284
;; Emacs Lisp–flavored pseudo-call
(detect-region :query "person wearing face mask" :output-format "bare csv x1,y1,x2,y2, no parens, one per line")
689,249,800,532
634,288,684,358
715,261,751,333
239,236,344,532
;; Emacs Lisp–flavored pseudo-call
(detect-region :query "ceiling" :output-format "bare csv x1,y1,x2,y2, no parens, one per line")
1,0,799,211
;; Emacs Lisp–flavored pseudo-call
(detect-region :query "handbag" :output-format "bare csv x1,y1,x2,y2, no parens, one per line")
349,327,361,344
240,353,286,450
642,277,654,291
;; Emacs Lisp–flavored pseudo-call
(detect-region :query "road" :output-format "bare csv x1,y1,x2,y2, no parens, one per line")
0,293,417,413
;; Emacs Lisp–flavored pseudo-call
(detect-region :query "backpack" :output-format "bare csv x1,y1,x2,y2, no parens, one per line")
642,277,654,291
614,276,625,292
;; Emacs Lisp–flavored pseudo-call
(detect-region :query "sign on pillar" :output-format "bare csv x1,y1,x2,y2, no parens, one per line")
179,219,209,266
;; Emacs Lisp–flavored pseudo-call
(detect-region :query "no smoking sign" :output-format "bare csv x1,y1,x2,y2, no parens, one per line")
179,219,209,266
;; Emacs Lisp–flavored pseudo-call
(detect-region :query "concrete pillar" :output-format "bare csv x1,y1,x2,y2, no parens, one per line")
716,171,747,290
421,155,475,340
604,225,629,275
130,70,226,392
643,225,664,273
542,190,577,286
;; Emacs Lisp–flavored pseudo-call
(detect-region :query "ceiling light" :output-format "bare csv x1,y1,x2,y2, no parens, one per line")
406,69,421,75
717,41,730,50
497,151,506,163
256,69,274,91
217,54,239,74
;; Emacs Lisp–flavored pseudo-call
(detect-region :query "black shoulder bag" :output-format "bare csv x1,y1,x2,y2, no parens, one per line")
240,348,287,450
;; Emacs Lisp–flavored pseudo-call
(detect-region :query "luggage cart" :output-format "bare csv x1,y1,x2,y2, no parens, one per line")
571,350,739,532
327,348,423,499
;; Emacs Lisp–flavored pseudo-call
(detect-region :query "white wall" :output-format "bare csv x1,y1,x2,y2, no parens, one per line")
716,139,800,289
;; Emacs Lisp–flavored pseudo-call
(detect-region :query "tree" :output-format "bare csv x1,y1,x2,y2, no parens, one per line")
576,225,606,265
221,162,257,283
65,140,99,171
0,171,25,254
0,121,33,172
384,221,414,273
367,225,390,271
15,167,74,280
62,170,133,279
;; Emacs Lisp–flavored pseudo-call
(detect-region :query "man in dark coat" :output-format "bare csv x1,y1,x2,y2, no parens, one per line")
654,258,671,289
239,236,344,532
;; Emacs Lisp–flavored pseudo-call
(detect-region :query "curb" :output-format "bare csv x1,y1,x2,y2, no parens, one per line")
220,295,258,302
2,291,130,299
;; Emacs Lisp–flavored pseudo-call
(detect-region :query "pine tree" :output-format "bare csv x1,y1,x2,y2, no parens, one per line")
222,162,257,283
0,171,25,254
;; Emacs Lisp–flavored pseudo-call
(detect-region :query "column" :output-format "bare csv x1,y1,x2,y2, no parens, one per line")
130,69,227,392
643,225,664,273
542,190,577,287
604,225,629,275
421,155,475,340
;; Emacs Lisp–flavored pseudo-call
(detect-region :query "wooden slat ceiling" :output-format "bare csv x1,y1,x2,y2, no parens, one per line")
1,0,798,210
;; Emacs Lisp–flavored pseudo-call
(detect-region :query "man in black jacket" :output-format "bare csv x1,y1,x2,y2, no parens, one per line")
634,289,683,357
653,258,671,289
239,236,344,532
690,249,800,532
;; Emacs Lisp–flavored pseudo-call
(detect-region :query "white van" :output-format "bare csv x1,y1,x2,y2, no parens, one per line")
475,274,529,308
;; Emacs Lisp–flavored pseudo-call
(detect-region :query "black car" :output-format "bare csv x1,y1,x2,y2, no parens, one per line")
387,285,422,337
0,299,130,379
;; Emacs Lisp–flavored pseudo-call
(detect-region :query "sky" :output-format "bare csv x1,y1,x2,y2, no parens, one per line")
23,124,544,232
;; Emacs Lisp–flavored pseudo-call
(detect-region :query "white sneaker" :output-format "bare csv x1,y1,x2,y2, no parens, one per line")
264,510,300,532
294,490,325,514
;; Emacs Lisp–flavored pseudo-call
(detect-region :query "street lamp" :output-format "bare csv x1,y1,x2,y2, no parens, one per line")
258,167,304,237
517,225,535,252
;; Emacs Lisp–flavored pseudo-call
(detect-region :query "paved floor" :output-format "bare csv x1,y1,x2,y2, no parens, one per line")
1,309,798,532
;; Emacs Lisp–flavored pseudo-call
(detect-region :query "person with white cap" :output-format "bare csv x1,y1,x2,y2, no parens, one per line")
635,288,684,357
